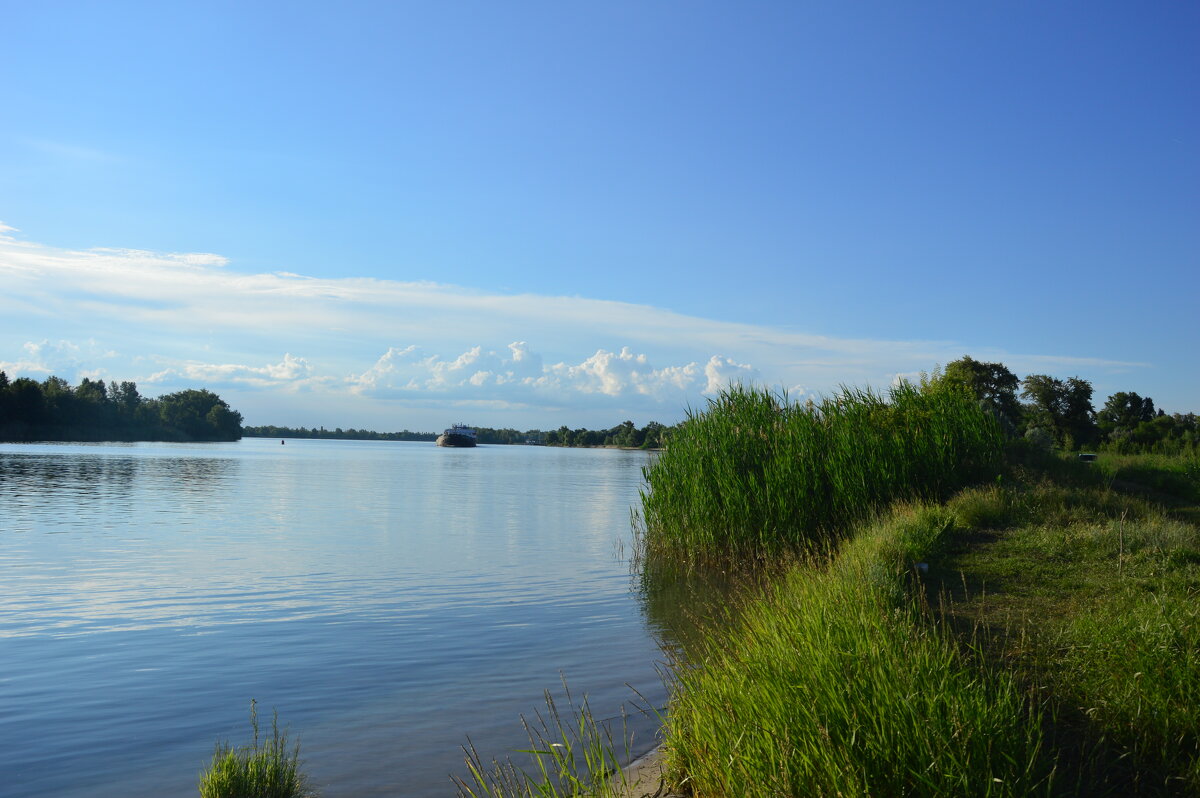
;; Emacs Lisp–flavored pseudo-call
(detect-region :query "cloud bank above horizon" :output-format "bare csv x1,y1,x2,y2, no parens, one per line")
0,225,1151,429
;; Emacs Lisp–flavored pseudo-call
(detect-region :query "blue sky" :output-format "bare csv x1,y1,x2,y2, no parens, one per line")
2,2,1196,431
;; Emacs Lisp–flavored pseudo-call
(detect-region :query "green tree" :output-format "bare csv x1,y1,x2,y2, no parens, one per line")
41,375,75,422
1021,374,1097,449
74,377,112,429
10,377,47,425
1097,392,1156,439
610,420,638,447
640,421,668,449
158,389,243,441
206,402,244,440
0,371,10,422
940,355,1021,427
110,381,142,426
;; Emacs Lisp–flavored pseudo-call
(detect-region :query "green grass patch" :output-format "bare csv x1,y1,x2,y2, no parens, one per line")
644,417,1199,796
929,455,1200,795
1094,452,1200,509
198,701,313,798
661,503,1054,797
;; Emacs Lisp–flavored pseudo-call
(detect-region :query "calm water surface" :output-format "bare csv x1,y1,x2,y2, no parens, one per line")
0,439,667,797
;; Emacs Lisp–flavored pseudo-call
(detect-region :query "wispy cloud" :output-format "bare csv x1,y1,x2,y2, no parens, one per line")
23,138,123,164
0,229,1150,427
146,353,333,390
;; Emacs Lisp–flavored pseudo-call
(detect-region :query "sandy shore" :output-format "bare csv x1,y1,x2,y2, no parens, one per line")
609,745,682,798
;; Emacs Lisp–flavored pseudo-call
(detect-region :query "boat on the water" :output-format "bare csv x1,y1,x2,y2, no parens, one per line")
436,424,477,447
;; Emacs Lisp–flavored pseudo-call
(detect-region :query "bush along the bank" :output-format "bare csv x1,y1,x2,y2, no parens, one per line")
637,381,1004,564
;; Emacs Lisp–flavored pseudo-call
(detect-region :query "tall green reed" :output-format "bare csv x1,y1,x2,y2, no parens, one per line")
637,381,1004,565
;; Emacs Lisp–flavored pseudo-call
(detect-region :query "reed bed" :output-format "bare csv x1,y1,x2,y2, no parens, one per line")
638,382,1004,564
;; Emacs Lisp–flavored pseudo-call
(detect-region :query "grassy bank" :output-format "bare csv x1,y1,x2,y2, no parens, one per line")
927,455,1200,794
641,384,1199,797
663,502,1054,796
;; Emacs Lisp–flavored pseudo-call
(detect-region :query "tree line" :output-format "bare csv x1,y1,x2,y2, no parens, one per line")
7,358,1190,453
543,420,673,448
0,372,243,442
930,355,1198,454
243,425,552,445
244,420,675,448
242,425,437,442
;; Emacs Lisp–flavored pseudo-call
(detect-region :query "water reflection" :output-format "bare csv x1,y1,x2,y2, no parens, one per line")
0,440,665,798
634,553,789,663
0,451,237,516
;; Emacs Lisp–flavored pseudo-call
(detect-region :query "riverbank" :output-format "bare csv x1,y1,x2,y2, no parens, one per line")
645,448,1199,796
450,383,1200,796
611,746,674,798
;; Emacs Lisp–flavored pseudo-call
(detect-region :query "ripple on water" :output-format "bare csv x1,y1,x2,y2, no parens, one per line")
0,440,665,798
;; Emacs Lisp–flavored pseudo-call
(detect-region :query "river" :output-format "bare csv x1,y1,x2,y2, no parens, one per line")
0,438,667,797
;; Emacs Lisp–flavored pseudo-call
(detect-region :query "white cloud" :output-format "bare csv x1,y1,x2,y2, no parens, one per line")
0,228,1154,427
0,339,117,382
147,353,328,390
87,248,230,269
347,343,757,410
703,355,756,394
506,341,543,378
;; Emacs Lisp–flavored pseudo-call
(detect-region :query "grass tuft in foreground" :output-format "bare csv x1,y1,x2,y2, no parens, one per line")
454,679,645,798
198,700,314,798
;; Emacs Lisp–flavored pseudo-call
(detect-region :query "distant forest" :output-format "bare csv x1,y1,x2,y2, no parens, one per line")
243,425,436,442
0,372,243,442
3,358,1195,453
243,419,675,448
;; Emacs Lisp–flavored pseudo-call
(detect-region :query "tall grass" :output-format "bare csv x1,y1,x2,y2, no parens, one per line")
198,701,313,798
934,467,1200,794
1094,451,1200,504
638,382,1004,564
1057,592,1200,793
453,680,646,798
662,503,1054,797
